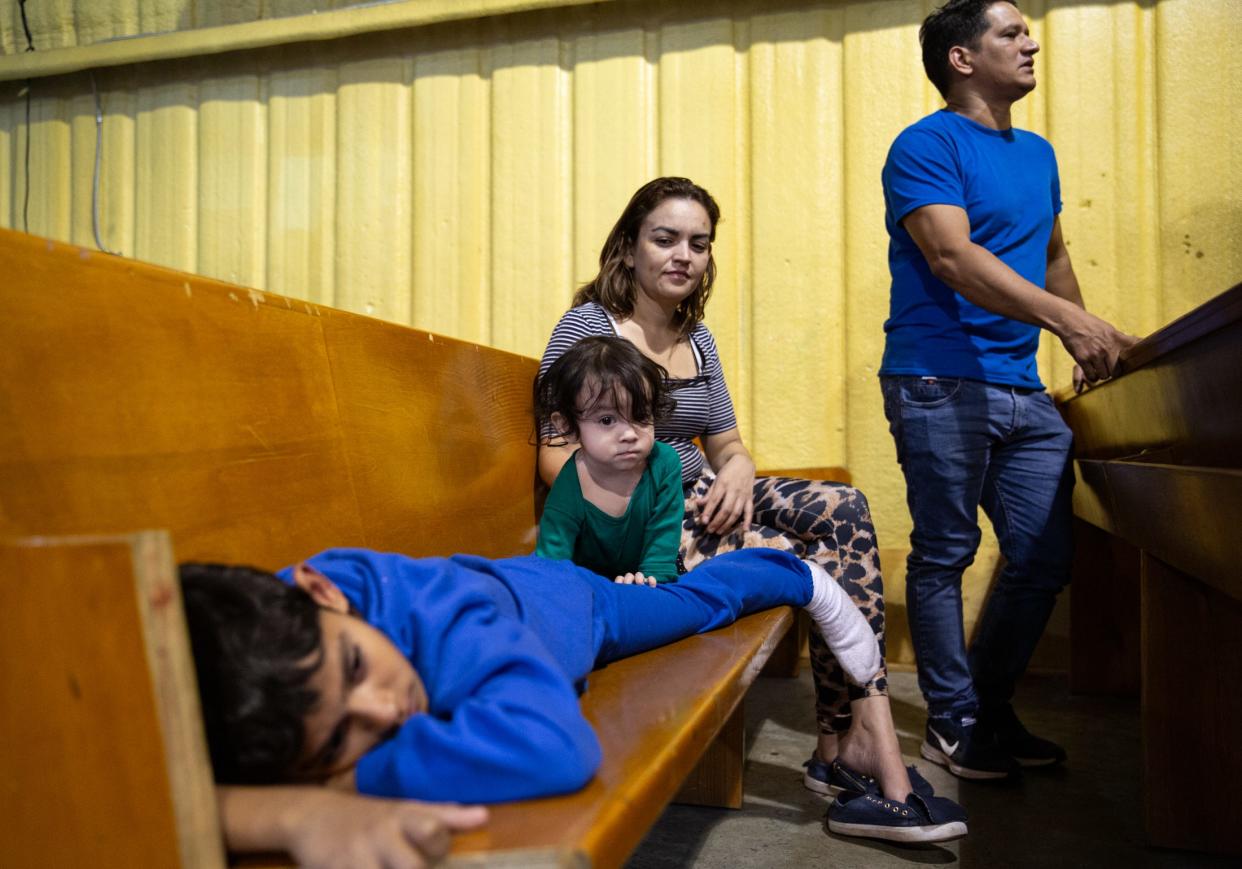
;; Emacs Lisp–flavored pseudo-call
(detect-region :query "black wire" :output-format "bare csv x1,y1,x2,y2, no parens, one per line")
19,0,35,233
19,0,36,52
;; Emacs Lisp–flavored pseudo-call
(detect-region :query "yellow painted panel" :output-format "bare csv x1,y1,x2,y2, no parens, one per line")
1155,0,1242,322
0,87,12,225
18,0,77,50
412,36,492,344
75,0,142,46
198,72,267,288
267,66,337,305
199,2,263,30
659,15,747,436
488,30,571,355
1042,0,1163,377
841,0,926,550
95,82,137,257
570,25,654,290
138,0,188,34
25,88,72,240
748,6,846,468
334,56,412,324
134,77,197,271
68,90,98,248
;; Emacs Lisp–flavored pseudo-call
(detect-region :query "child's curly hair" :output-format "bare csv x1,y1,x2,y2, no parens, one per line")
535,336,676,440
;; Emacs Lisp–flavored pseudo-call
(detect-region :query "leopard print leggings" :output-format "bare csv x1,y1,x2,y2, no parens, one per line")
680,471,888,734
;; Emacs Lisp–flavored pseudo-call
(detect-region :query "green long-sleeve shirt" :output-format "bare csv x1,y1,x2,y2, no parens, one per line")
536,441,683,583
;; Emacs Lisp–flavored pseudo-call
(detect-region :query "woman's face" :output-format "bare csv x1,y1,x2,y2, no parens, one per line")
623,197,712,311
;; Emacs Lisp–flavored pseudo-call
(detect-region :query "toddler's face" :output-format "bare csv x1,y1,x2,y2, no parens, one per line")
571,383,655,474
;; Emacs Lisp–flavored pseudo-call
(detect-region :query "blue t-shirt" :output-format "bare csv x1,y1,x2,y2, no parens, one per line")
880,109,1062,389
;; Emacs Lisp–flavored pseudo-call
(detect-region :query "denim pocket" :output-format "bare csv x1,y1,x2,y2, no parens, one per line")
899,376,962,408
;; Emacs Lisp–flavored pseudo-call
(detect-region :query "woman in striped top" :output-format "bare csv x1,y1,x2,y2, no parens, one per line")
537,177,922,811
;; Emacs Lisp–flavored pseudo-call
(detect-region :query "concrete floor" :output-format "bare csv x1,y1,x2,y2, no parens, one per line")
627,668,1233,869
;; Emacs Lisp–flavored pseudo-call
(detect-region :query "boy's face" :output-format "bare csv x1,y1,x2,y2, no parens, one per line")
562,383,655,475
294,602,429,780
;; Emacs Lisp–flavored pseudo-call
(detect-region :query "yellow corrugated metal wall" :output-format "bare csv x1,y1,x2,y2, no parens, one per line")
4,0,1240,666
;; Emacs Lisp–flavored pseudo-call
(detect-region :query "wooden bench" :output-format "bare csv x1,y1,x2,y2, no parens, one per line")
0,228,806,868
1057,281,1242,858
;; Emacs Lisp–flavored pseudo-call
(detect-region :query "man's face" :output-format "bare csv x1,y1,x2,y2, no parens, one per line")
968,2,1040,99
294,607,428,780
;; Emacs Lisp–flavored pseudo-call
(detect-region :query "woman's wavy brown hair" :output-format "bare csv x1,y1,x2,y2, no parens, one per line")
572,177,722,336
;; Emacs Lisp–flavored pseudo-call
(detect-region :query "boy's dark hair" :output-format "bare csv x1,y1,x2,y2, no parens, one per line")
920,0,1013,98
535,335,676,440
179,562,323,785
572,177,722,337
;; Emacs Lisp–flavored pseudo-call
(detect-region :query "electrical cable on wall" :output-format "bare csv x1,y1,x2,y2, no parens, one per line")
90,73,120,255
19,0,35,235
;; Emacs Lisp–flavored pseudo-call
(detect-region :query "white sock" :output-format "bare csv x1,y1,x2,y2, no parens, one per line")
802,560,882,684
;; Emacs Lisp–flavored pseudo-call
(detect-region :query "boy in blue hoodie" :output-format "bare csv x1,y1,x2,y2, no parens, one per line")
182,547,966,860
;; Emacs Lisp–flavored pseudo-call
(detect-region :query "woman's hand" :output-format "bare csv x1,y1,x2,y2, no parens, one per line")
695,450,755,535
614,572,657,587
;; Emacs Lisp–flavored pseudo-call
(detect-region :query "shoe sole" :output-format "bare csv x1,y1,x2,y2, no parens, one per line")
827,818,968,844
1013,755,1063,768
802,771,842,798
920,740,1012,780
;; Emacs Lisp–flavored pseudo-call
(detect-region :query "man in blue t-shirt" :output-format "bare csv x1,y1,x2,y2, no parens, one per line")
879,0,1135,780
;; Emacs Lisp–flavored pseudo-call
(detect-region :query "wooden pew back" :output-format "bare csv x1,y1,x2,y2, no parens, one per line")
1057,281,1242,857
0,531,223,869
0,229,539,566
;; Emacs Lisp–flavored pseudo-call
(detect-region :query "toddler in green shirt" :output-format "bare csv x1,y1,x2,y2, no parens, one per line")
534,336,684,585
533,336,881,685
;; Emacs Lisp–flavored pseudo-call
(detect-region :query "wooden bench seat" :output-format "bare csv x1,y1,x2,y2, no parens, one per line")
1057,280,1242,858
0,228,800,868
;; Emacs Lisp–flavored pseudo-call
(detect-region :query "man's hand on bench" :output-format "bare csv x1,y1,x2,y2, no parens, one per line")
218,784,488,868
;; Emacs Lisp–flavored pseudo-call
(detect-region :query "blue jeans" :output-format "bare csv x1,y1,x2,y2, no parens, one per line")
880,376,1074,719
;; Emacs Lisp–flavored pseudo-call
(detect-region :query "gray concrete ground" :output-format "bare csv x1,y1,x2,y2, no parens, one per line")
627,668,1232,869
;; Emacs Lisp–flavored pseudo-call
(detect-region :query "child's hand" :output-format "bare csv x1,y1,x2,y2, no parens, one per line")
288,793,488,869
614,572,658,587
217,784,488,869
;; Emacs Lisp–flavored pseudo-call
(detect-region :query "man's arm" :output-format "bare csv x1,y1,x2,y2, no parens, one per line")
903,205,1135,383
217,784,487,868
1042,217,1093,391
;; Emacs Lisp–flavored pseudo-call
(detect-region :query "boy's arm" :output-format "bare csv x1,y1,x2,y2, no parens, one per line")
217,784,487,867
638,443,685,582
355,595,601,803
298,550,602,805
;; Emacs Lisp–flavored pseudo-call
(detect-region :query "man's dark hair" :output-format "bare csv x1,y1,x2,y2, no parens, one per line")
179,562,323,784
920,0,1014,98
534,335,676,440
